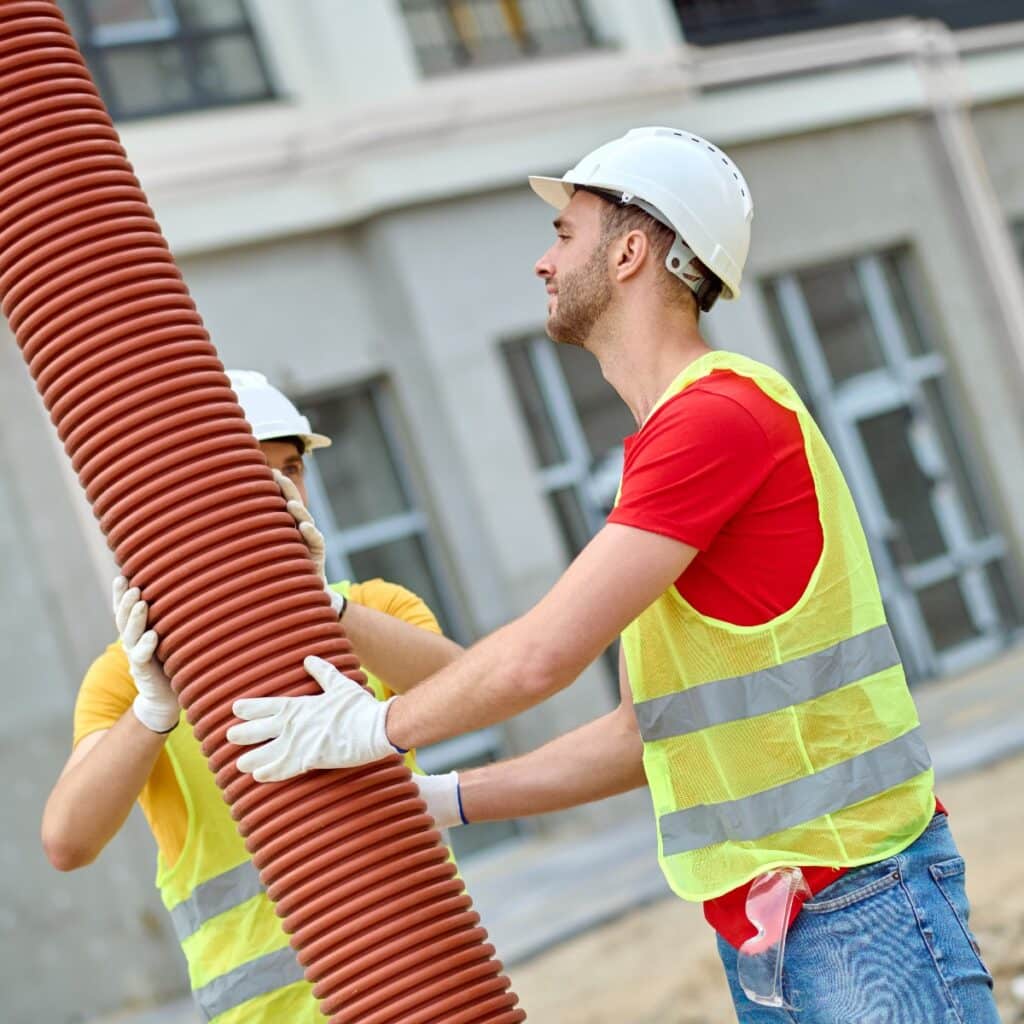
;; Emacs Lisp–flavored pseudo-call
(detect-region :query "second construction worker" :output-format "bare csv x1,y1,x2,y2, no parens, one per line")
41,370,462,1023
229,130,1001,1023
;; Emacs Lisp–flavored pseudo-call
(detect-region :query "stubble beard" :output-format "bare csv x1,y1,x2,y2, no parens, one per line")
546,243,612,349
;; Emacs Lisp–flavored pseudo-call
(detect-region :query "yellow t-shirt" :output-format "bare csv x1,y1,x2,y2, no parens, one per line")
73,578,441,867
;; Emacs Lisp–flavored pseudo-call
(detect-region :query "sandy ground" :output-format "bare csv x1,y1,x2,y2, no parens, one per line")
510,751,1024,1024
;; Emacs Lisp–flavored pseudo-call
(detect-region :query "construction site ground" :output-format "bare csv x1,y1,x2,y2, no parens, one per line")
512,749,1024,1024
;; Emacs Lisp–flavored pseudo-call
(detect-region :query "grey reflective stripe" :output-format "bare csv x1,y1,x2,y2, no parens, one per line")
635,625,900,742
169,861,265,942
660,726,932,856
193,946,306,1022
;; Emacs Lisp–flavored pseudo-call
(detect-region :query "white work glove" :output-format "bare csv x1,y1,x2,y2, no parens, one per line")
272,469,345,618
227,655,403,782
113,576,179,734
413,771,467,830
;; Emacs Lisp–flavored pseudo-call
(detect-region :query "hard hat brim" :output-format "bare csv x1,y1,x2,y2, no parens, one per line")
301,432,332,452
528,175,574,210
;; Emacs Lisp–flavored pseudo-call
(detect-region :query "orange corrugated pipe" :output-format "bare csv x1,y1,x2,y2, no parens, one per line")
0,3,525,1021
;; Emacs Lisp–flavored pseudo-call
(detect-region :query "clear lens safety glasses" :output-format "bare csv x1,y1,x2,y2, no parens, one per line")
737,867,811,1008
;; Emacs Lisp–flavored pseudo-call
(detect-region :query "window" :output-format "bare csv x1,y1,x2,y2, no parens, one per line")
502,335,633,682
764,247,1022,680
301,380,518,858
670,0,1023,46
503,335,633,559
301,381,463,640
400,0,597,76
56,0,273,120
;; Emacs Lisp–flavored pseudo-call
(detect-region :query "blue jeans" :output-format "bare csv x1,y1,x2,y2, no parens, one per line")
717,814,1000,1023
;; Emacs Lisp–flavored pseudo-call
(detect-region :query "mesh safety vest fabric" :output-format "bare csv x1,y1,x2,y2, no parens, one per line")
155,580,421,1023
619,351,935,903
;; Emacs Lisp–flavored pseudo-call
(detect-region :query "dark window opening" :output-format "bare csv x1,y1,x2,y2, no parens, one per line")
56,0,274,120
671,1,1023,47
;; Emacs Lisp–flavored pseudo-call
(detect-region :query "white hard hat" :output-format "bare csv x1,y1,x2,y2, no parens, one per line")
226,369,331,453
529,126,754,305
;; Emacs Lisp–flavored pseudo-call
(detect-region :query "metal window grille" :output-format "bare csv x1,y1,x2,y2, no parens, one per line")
300,379,518,857
56,0,274,120
400,0,597,76
671,0,1024,46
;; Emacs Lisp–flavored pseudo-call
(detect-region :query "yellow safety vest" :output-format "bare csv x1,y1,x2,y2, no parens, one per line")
156,580,421,1023
620,351,935,902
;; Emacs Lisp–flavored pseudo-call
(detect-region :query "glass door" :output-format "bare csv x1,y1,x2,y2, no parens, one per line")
767,251,1021,680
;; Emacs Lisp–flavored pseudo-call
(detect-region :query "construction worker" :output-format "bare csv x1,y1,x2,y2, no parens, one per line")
229,129,1000,1023
41,370,462,1024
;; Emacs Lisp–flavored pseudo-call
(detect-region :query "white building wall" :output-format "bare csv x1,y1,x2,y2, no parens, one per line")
0,341,186,1022
973,98,1024,223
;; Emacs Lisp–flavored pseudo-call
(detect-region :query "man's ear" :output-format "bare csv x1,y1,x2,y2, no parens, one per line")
614,229,649,282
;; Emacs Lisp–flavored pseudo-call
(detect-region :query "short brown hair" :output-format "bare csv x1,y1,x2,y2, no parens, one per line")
583,188,709,315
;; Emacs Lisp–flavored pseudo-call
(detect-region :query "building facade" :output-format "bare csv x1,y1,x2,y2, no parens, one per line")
3,1,1024,1020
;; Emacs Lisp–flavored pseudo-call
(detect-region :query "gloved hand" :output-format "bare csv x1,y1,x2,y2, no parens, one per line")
227,655,402,782
413,771,467,830
113,575,179,734
272,469,345,618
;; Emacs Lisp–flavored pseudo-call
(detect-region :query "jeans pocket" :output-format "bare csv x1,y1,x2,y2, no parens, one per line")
929,856,993,980
802,861,901,914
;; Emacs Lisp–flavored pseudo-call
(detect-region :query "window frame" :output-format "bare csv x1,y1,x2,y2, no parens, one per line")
503,334,626,557
299,378,519,856
58,0,276,120
300,378,467,642
763,246,1024,680
502,333,628,684
399,0,598,77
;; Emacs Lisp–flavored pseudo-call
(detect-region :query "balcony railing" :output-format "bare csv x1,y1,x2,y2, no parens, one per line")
671,0,1024,46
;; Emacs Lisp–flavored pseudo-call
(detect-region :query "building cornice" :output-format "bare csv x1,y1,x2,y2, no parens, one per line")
120,18,1024,256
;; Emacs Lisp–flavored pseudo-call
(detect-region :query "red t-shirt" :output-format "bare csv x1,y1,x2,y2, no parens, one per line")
607,367,938,948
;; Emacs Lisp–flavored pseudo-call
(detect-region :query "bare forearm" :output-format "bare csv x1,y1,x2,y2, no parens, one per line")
386,618,558,750
459,703,647,822
42,712,167,870
386,525,697,753
342,602,462,694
